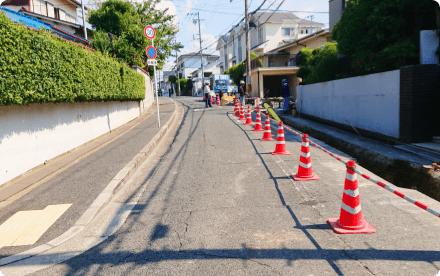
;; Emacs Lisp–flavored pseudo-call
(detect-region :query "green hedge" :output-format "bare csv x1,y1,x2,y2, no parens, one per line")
0,13,145,106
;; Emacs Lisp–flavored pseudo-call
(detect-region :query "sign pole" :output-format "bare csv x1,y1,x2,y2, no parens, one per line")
151,39,160,128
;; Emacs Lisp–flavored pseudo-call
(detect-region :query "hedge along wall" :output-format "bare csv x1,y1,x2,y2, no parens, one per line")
0,12,145,106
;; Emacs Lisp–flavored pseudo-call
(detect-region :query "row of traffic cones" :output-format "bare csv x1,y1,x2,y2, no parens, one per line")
235,105,375,235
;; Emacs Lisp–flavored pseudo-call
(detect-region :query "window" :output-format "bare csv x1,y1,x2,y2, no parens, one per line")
282,28,290,36
289,58,296,66
224,44,228,68
237,34,242,62
47,2,54,18
54,7,60,19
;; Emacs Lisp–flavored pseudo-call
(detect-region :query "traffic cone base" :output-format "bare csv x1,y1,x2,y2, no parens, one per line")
271,150,291,155
327,217,376,234
291,172,320,181
261,137,275,141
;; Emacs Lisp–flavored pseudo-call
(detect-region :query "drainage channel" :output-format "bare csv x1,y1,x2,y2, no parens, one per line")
274,114,440,202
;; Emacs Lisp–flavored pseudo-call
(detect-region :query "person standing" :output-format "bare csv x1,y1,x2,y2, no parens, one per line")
281,79,290,112
239,80,246,105
204,81,212,108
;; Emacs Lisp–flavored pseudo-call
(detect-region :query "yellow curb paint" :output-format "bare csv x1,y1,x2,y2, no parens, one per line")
0,204,72,249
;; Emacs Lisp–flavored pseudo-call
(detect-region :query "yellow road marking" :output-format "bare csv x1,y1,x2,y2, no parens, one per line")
0,204,72,249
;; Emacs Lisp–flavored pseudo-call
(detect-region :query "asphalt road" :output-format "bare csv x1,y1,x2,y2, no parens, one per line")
0,98,175,258
30,97,440,275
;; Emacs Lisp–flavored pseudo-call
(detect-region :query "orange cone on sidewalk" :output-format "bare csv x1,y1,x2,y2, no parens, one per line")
327,161,376,234
234,100,240,116
252,112,263,131
239,103,246,120
292,134,320,181
261,115,275,141
271,121,291,155
244,106,254,125
216,95,220,106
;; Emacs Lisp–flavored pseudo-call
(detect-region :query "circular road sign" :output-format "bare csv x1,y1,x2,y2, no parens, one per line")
144,26,155,39
146,46,157,59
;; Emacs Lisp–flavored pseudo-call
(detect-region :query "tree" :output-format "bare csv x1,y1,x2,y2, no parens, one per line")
88,0,179,68
332,0,438,73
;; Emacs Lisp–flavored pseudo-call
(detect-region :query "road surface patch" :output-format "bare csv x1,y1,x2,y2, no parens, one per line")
0,204,71,250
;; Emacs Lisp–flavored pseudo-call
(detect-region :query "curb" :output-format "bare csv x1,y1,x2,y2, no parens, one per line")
0,98,180,267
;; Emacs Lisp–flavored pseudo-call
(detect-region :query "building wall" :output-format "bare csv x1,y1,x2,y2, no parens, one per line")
267,55,290,67
296,69,400,138
286,35,330,55
329,0,345,32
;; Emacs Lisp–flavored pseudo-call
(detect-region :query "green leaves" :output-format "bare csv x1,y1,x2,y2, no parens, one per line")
0,13,145,106
332,0,437,73
88,0,179,69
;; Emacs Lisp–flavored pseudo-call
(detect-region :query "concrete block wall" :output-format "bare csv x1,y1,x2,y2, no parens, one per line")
400,64,440,143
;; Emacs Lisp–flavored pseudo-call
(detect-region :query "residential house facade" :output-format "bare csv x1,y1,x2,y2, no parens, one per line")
329,0,348,32
249,29,333,99
216,12,324,73
176,52,219,79
1,0,90,43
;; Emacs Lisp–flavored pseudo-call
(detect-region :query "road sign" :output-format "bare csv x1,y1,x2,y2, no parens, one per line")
146,46,157,59
147,59,158,66
144,26,155,39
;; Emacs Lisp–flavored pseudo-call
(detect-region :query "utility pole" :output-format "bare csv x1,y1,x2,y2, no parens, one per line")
197,12,204,83
175,42,181,96
244,0,251,95
80,0,87,39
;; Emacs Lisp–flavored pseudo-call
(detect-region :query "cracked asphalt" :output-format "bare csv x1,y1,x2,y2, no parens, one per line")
31,97,440,276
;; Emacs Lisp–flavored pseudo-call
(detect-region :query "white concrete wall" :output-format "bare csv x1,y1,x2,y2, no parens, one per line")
0,68,156,187
420,30,439,65
0,101,138,186
296,70,400,138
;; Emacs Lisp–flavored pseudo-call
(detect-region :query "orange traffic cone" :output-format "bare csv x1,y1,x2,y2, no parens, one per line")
244,106,254,125
234,100,239,116
211,96,215,105
271,122,290,155
239,103,246,120
327,161,376,234
252,112,263,131
292,134,320,181
261,115,275,141
216,95,220,106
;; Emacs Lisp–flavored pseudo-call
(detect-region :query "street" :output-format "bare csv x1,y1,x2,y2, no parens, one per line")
1,97,434,276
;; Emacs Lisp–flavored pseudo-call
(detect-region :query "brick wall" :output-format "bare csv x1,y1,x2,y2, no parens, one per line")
399,64,440,143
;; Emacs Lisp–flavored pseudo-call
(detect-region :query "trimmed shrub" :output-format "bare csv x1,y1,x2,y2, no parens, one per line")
0,13,145,106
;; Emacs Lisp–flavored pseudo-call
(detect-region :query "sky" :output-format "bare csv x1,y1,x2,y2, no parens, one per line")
153,0,330,71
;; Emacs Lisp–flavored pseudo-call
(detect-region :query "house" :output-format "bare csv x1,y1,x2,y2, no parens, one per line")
191,57,222,96
176,52,219,79
1,0,91,42
248,28,333,99
216,12,324,73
